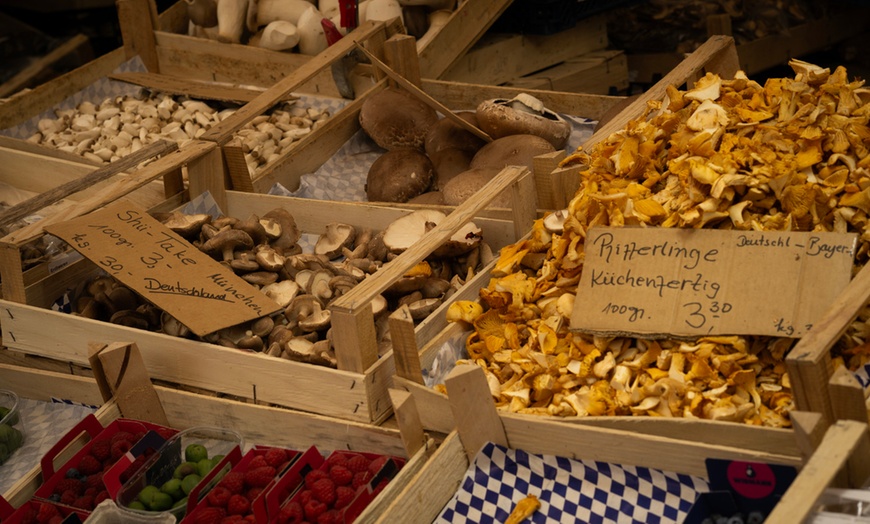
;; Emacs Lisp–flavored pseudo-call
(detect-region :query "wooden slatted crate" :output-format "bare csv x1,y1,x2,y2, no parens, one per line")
0,154,533,424
378,366,852,524
389,36,757,434
0,345,436,523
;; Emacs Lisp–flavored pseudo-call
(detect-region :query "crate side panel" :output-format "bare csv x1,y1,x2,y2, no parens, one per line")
0,300,374,422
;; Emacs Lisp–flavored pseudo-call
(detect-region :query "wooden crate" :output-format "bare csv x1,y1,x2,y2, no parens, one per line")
126,0,514,92
627,6,870,85
235,74,628,210
375,364,812,523
0,344,437,523
0,158,534,424
390,36,748,432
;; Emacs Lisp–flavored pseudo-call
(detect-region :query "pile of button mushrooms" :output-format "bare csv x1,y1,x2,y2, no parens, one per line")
444,59,870,427
68,206,487,368
27,92,330,174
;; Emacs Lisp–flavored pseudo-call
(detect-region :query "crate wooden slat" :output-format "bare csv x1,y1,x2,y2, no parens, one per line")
787,259,870,425
504,49,629,96
440,15,610,86
767,420,870,524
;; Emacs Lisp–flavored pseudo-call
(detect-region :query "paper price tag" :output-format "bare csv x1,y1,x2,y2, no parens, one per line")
570,227,857,338
46,200,281,336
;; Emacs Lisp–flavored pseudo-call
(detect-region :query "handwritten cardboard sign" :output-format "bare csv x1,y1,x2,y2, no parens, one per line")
46,200,281,336
571,227,857,338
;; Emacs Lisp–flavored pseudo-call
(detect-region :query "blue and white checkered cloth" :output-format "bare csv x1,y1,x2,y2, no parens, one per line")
437,442,708,524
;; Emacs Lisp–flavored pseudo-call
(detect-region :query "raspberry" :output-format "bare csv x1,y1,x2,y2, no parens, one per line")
310,478,335,506
304,469,330,490
94,490,111,505
110,439,132,461
243,466,276,488
60,490,77,506
297,489,313,507
110,430,135,445
328,465,353,487
226,494,251,516
53,478,83,496
368,456,389,475
90,439,111,462
334,486,356,509
246,487,264,501
248,455,268,469
303,499,327,521
73,494,95,510
207,486,232,508
317,510,341,524
218,472,245,494
325,453,348,469
84,487,98,497
278,501,304,524
78,454,102,475
36,502,60,522
48,517,64,524
351,471,373,490
85,471,104,491
345,455,370,474
194,507,227,524
220,517,246,524
263,448,288,468
243,516,256,523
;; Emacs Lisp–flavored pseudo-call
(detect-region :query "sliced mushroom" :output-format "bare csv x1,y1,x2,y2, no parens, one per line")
235,214,268,245
242,270,279,287
308,269,334,303
255,245,285,271
262,208,300,251
314,223,356,259
260,279,300,307
161,212,211,239
201,229,254,262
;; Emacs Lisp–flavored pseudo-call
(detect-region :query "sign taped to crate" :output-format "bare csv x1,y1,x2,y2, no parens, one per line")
437,442,708,524
571,227,857,339
45,199,281,335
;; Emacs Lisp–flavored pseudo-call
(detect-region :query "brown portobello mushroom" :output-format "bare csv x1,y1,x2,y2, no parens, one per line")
359,87,439,150
366,148,435,203
425,111,487,189
442,168,510,208
475,93,572,149
470,134,555,171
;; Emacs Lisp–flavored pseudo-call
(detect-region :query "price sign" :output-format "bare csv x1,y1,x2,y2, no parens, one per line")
570,227,857,338
46,200,281,336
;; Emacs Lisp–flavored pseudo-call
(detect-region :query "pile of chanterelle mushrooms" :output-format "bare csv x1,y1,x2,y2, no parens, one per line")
446,59,870,427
